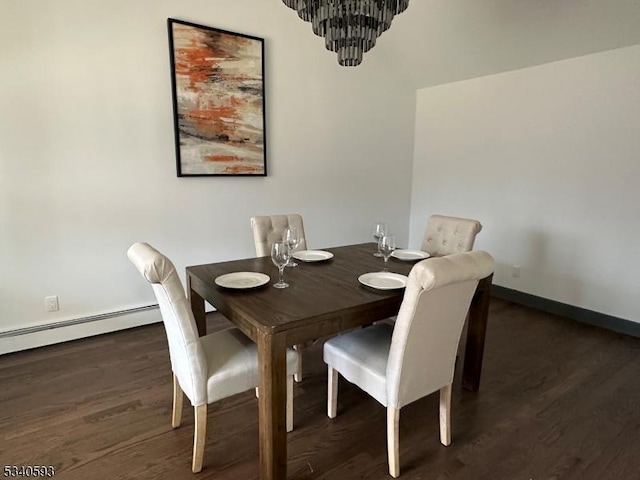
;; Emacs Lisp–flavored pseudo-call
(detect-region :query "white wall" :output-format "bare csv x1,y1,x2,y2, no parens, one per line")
0,0,416,352
383,0,640,90
410,44,640,322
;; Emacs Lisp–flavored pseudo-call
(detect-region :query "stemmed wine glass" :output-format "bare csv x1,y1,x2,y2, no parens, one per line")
378,234,396,272
283,226,301,267
373,223,387,257
271,241,291,288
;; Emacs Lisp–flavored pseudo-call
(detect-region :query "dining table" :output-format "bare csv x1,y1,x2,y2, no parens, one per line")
186,242,492,480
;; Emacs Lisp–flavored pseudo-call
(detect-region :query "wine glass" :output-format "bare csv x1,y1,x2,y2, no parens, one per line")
283,226,301,267
271,241,291,288
378,234,396,272
373,223,387,257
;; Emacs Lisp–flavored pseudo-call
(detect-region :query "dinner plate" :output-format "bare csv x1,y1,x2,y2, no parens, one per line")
358,272,409,290
391,249,430,261
291,250,334,262
215,272,270,289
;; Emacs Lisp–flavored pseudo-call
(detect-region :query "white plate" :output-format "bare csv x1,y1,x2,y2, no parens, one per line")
291,250,334,262
358,272,408,290
391,249,430,261
215,272,270,289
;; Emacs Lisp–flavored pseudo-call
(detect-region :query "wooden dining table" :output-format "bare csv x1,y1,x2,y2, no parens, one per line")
186,242,492,480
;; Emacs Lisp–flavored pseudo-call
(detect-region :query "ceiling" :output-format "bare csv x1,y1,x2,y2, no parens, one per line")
371,0,640,89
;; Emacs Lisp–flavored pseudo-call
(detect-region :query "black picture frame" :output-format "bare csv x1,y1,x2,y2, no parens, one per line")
168,18,267,176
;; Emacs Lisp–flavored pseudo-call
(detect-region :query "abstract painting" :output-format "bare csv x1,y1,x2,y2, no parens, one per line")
168,19,267,176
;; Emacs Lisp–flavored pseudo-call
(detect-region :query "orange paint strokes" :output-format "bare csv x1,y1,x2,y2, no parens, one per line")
205,155,239,162
189,106,238,120
184,114,234,140
175,45,217,87
224,164,264,174
228,95,245,109
174,29,236,89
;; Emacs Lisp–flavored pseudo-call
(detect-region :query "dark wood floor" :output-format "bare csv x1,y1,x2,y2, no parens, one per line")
2,298,640,479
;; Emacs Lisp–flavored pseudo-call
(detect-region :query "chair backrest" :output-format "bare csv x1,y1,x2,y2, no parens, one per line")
127,242,207,406
386,251,494,409
421,214,482,256
250,214,307,257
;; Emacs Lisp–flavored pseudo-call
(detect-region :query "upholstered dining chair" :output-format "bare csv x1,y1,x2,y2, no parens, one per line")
127,242,299,473
250,213,308,257
421,215,482,257
324,251,495,478
378,214,483,329
250,213,307,381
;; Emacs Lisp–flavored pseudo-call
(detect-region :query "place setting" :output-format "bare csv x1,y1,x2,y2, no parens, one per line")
374,224,430,262
213,239,291,290
282,225,334,264
214,271,270,289
358,271,408,290
359,230,409,290
291,250,334,262
391,249,430,261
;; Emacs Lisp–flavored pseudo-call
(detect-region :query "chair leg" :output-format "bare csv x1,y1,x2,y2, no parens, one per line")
255,387,259,398
327,366,338,418
172,374,184,428
387,407,400,478
192,404,207,473
286,375,294,432
439,384,452,446
294,344,303,382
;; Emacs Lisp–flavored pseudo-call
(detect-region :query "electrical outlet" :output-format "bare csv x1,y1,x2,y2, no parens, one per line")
45,295,59,312
512,265,521,278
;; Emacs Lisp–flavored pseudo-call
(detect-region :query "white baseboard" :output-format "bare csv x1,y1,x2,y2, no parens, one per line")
0,306,162,356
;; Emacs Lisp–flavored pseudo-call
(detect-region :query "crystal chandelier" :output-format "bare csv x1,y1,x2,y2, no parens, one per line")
282,0,410,66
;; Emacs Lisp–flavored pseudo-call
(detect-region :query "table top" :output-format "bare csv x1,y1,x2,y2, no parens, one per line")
186,243,418,341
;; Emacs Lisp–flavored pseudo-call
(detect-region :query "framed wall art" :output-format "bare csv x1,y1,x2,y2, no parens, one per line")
168,18,267,176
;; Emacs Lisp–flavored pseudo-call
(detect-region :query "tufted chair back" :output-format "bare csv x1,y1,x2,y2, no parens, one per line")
386,251,494,409
421,214,482,257
127,242,208,406
250,214,307,257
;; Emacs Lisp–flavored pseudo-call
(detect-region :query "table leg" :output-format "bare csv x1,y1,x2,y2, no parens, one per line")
257,331,288,480
462,274,493,391
187,274,207,337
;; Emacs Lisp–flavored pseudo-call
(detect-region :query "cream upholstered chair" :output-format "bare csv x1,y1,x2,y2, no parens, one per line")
379,215,482,329
250,213,307,257
250,213,307,382
127,242,299,473
421,215,482,257
324,251,494,478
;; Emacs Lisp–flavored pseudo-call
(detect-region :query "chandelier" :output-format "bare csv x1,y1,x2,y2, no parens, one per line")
282,0,410,66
